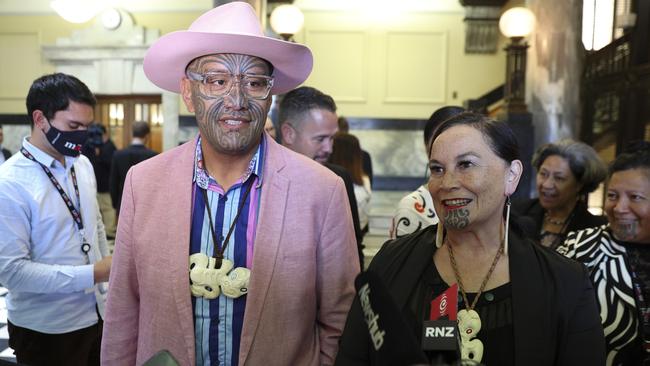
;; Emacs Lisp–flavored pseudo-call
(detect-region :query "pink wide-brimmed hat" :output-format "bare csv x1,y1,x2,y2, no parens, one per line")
143,1,313,95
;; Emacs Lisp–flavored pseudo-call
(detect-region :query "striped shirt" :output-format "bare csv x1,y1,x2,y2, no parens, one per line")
190,135,265,366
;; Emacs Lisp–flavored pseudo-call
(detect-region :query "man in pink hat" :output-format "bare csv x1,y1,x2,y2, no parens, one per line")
100,2,359,365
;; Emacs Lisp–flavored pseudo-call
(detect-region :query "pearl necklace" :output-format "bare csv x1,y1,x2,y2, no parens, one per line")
543,212,567,226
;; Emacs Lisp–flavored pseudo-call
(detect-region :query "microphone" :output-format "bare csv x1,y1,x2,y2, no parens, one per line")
422,285,462,365
354,271,428,366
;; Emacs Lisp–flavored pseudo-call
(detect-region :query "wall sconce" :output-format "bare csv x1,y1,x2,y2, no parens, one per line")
50,0,103,23
269,4,305,42
499,7,535,113
100,8,123,30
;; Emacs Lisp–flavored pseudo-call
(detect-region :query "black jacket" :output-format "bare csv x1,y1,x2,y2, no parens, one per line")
109,144,157,213
82,139,116,193
335,225,606,366
1,148,11,161
324,162,364,269
513,198,607,240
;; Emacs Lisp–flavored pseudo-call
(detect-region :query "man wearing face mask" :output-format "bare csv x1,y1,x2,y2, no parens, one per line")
0,73,112,366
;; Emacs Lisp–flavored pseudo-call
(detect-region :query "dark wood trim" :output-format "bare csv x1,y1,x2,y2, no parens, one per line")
0,114,30,125
179,115,197,127
459,0,507,6
95,94,162,102
180,115,429,130
373,176,424,191
346,118,427,130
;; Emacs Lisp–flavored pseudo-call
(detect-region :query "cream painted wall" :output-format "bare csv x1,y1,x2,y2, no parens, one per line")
0,12,200,115
293,1,507,119
0,1,506,120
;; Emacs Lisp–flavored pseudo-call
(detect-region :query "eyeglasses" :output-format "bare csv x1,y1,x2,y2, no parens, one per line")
186,71,274,100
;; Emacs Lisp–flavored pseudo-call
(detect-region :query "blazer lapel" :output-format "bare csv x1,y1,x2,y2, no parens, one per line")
238,140,289,365
510,234,553,366
166,141,197,363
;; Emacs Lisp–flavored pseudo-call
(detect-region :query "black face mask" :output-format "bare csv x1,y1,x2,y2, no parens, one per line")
44,120,88,157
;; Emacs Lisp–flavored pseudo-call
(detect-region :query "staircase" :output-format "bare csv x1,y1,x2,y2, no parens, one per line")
362,190,410,269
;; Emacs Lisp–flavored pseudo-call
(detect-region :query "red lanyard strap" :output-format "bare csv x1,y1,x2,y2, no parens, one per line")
20,148,89,254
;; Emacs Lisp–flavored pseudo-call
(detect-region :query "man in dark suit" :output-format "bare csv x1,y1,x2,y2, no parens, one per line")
82,123,117,238
0,125,12,164
279,86,365,269
109,121,157,219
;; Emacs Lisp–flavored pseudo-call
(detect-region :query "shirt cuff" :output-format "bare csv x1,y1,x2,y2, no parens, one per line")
68,264,95,291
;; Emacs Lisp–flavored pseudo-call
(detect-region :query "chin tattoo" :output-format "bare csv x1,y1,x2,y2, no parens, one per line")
615,222,638,241
445,209,470,229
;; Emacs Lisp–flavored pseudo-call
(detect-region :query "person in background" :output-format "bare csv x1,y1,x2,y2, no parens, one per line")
337,116,373,186
279,86,365,269
514,139,607,249
82,123,117,238
0,125,12,164
336,112,605,365
558,141,650,366
100,3,359,365
330,133,372,236
0,73,111,366
109,121,157,220
263,116,277,141
390,106,465,239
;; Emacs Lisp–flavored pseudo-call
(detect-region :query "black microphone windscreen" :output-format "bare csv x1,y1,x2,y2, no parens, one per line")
354,271,428,366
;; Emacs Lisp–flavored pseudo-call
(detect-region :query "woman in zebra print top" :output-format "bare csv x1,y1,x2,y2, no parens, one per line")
558,142,650,366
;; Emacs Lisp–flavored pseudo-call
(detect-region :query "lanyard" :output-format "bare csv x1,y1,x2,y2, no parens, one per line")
201,179,254,269
20,147,90,254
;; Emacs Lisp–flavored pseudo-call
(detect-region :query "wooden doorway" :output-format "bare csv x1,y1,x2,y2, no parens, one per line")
94,95,163,152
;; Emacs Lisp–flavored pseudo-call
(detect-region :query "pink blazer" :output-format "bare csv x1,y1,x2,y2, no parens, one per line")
101,136,360,365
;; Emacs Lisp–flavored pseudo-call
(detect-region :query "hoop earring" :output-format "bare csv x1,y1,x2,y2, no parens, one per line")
436,221,444,248
504,195,511,255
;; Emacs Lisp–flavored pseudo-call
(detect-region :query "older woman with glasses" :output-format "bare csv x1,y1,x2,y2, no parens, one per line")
558,141,650,366
514,139,607,249
335,113,605,366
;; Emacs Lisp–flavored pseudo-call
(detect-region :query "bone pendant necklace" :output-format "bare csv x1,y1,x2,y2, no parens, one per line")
447,240,504,363
189,181,254,299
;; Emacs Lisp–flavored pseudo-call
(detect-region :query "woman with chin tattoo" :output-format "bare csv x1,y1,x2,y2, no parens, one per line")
514,139,607,249
558,141,650,366
336,112,605,366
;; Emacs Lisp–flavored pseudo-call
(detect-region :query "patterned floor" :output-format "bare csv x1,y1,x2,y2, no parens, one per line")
0,288,15,363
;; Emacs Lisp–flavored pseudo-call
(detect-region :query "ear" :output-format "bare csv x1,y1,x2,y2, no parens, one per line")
280,122,295,145
32,110,48,131
505,159,523,196
180,78,195,113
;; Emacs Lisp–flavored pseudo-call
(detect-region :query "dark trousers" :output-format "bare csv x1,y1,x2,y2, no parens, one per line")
7,319,102,366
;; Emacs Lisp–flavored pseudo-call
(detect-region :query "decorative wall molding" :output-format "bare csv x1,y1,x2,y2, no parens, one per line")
383,31,447,104
304,29,368,103
40,15,180,150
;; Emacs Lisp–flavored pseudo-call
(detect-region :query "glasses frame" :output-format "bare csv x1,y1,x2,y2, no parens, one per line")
186,71,274,100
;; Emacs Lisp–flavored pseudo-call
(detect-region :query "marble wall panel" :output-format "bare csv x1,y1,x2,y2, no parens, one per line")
351,129,428,178
1,125,31,155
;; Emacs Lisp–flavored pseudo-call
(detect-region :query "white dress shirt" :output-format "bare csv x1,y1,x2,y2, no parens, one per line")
353,175,372,229
0,137,109,333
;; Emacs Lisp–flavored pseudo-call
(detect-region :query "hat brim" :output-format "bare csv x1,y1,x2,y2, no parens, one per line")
143,31,313,95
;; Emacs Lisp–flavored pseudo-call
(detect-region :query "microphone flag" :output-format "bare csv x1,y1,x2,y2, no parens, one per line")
430,283,458,321
354,271,428,365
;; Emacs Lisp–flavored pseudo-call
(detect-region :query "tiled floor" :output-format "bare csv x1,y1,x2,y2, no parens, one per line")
0,287,15,363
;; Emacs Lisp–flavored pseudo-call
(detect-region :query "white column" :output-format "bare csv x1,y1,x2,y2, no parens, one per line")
162,92,180,151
